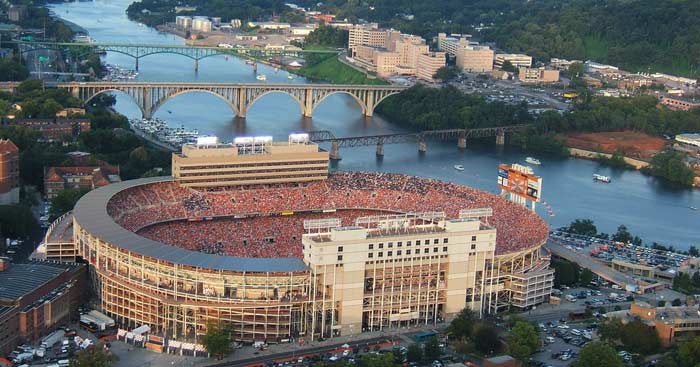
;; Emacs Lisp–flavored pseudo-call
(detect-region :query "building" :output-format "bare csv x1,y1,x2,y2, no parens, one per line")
171,134,329,188
0,139,19,205
8,5,28,22
456,45,494,73
616,76,653,91
676,133,700,148
495,54,532,69
175,16,193,29
55,108,86,118
174,6,197,13
44,163,121,199
436,33,473,57
285,26,317,40
348,23,400,57
661,96,700,111
350,31,434,78
417,52,447,82
2,118,91,141
230,19,242,28
191,17,212,33
518,68,560,83
608,302,700,346
247,21,291,30
0,259,86,354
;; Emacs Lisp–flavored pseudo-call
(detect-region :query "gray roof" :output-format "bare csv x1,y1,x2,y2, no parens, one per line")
0,262,68,302
0,305,17,319
72,177,308,273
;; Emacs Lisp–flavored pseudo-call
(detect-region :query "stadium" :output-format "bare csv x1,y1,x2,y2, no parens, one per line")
71,169,551,342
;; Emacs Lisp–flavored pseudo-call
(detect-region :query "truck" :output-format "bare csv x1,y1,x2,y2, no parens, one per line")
80,314,108,331
609,292,619,300
41,330,66,349
88,310,115,328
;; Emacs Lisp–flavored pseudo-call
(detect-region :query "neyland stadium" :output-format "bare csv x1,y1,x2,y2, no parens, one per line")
43,134,553,343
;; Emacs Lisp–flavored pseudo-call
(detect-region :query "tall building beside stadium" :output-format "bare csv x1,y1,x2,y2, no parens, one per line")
43,134,552,343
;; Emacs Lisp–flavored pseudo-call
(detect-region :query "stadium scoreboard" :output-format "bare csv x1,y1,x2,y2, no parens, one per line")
497,163,542,203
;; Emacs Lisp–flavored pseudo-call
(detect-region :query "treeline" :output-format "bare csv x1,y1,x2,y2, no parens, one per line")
292,0,700,77
642,151,697,187
303,23,348,48
126,0,287,27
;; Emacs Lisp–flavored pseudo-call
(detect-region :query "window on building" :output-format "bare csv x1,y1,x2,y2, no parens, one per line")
397,250,402,256
433,239,439,244
378,252,383,257
337,255,343,261
379,243,384,249
424,240,430,245
369,244,374,250
424,248,429,254
368,253,373,258
397,242,402,247
406,250,411,255
407,241,411,246
338,246,343,252
433,247,438,253
388,251,393,256
443,246,448,252
471,244,476,250
443,238,448,244
471,236,477,241
388,242,393,248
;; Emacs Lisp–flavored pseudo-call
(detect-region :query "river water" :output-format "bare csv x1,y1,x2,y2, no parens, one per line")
50,0,699,249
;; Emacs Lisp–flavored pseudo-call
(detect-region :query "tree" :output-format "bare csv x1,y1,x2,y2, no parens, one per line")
50,188,90,221
447,308,476,340
551,259,580,287
201,322,231,359
69,344,117,367
677,337,700,367
571,341,624,367
689,246,699,257
598,318,624,342
473,323,500,355
433,66,459,82
423,337,441,361
620,320,660,354
508,321,539,362
406,343,423,363
500,60,518,73
359,352,399,367
567,218,597,236
579,268,594,286
0,59,29,81
672,298,683,306
612,225,633,243
0,205,37,239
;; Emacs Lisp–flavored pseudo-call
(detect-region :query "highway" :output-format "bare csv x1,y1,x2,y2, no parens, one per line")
545,239,633,287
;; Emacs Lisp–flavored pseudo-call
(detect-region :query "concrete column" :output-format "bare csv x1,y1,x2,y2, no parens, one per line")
142,88,152,119
194,59,199,73
303,89,313,118
496,131,505,145
457,137,467,149
376,143,384,157
330,141,341,160
418,139,427,153
364,90,375,117
71,86,80,99
237,88,247,118
135,57,139,71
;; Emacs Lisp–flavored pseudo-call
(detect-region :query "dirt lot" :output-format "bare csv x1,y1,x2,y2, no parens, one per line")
565,131,668,161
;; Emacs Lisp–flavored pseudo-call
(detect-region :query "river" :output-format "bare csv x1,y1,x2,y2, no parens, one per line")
49,0,699,249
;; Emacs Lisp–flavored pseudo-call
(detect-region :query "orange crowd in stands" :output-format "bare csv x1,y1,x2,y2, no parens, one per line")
107,172,547,258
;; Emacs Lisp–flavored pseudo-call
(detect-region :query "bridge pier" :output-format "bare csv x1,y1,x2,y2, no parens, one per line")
418,139,427,153
329,141,341,160
457,137,467,149
135,57,139,71
496,131,505,146
303,89,313,118
194,59,199,73
376,143,384,157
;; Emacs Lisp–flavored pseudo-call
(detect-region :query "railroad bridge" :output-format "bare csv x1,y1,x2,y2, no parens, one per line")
58,82,407,119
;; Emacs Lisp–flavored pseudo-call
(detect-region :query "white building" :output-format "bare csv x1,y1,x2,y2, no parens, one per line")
676,133,700,147
495,53,532,69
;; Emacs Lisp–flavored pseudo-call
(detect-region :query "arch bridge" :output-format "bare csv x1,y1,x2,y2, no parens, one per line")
58,82,407,119
14,41,339,71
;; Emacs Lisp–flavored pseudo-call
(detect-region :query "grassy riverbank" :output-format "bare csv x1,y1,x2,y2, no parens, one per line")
296,54,387,85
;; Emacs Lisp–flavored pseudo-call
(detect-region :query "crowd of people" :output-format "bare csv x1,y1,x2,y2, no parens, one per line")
106,172,548,257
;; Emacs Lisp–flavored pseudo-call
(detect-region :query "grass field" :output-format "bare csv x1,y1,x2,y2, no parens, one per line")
296,54,387,85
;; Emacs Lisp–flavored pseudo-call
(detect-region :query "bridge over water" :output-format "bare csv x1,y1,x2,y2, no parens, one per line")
308,124,531,159
14,41,339,71
56,82,406,119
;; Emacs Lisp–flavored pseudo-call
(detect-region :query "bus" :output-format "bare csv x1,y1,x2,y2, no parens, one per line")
414,331,437,342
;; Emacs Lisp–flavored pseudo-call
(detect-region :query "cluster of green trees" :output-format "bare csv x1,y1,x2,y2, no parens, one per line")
672,272,700,295
596,152,632,170
68,343,117,367
406,337,441,364
297,53,386,85
642,151,697,187
304,23,348,48
12,4,75,42
551,258,581,287
571,341,624,367
376,85,533,131
657,336,700,367
126,0,287,27
0,204,37,239
599,318,661,355
446,309,501,357
0,59,29,82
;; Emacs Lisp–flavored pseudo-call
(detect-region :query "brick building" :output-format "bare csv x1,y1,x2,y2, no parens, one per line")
2,118,91,141
44,163,121,199
0,139,19,205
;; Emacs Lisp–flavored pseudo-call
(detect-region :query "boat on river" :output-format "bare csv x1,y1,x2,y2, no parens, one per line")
256,74,267,81
453,165,464,171
593,174,611,183
525,157,541,165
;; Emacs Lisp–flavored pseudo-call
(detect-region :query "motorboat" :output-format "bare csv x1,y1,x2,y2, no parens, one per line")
453,165,465,171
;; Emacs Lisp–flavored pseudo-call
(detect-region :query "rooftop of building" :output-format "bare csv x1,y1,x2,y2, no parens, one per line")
0,261,80,303
676,133,700,140
0,139,18,155
0,305,16,319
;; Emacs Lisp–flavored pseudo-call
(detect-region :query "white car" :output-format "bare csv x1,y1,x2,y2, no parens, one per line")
557,324,570,329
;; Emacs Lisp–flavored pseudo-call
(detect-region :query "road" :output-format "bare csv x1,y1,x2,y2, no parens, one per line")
545,239,634,286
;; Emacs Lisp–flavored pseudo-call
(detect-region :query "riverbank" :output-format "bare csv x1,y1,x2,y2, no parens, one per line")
568,148,650,170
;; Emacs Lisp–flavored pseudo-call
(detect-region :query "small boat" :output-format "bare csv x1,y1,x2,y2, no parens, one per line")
287,74,294,80
167,110,172,114
246,60,255,65
525,157,541,165
256,74,267,81
690,206,698,211
593,174,611,183
453,165,464,171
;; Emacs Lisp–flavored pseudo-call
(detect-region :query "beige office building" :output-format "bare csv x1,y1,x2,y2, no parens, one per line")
437,33,474,57
172,135,329,187
417,52,447,82
456,45,494,72
348,23,400,57
495,53,533,69
519,68,560,83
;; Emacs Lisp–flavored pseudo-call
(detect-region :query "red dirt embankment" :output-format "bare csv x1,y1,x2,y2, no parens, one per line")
565,131,668,161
